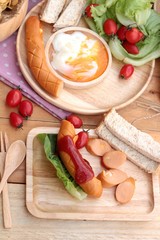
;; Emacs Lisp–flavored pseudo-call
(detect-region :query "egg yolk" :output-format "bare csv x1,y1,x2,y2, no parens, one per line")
51,31,108,82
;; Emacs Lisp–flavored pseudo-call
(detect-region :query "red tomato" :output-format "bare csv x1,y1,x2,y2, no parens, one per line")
120,64,134,79
103,18,117,36
117,25,127,41
66,114,83,128
122,41,139,54
138,31,144,41
10,112,23,128
125,27,142,44
85,4,99,18
19,100,33,118
6,89,22,107
75,131,89,149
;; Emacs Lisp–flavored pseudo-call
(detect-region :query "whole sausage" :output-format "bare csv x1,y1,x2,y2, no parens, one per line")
57,120,103,198
25,16,63,97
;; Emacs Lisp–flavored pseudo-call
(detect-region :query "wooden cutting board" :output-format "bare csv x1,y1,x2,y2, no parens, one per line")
26,127,160,221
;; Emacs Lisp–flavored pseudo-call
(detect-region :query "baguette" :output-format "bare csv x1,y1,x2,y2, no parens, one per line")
57,120,103,198
25,16,63,97
96,121,160,174
40,0,66,24
104,109,160,163
54,0,87,30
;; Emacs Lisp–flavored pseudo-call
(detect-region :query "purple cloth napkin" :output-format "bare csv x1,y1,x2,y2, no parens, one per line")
0,0,70,120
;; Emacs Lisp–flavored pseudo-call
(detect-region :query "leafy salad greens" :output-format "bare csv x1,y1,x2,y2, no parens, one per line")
38,133,87,201
84,0,160,66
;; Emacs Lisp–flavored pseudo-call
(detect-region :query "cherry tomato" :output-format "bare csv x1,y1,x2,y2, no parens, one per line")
122,41,139,54
138,31,144,41
120,64,134,79
6,89,22,107
103,18,117,36
19,100,33,119
75,131,89,149
125,27,142,44
117,25,127,41
66,114,83,128
85,4,99,18
10,112,23,128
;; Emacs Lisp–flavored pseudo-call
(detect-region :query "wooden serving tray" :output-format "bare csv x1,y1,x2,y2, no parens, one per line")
26,127,160,221
16,2,155,115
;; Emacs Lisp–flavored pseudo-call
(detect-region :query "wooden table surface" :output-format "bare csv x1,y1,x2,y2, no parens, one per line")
0,58,160,239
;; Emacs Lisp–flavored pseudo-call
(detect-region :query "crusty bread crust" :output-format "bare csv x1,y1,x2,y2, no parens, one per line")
104,109,160,163
96,121,160,174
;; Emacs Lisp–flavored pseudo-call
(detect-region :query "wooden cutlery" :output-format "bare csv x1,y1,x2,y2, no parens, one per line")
0,132,12,229
0,133,26,228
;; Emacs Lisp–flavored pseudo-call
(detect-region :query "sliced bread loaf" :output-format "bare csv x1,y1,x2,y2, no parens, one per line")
104,109,160,163
40,0,66,24
63,0,72,10
96,121,160,174
54,0,87,29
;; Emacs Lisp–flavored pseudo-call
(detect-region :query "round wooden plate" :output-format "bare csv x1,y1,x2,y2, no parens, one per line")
16,2,155,115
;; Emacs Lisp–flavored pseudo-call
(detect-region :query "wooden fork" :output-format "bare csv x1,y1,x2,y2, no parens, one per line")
0,132,12,229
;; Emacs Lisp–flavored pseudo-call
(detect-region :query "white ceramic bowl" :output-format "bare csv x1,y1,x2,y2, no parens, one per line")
45,27,112,89
0,0,28,42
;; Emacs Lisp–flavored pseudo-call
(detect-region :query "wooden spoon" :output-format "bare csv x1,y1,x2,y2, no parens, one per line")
0,140,26,194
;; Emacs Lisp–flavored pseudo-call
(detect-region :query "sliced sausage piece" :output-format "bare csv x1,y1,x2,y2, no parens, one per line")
102,150,127,169
115,177,135,204
97,169,128,188
86,138,112,156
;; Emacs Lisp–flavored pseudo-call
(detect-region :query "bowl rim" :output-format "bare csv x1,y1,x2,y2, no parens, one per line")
0,0,28,25
0,0,28,42
45,26,112,89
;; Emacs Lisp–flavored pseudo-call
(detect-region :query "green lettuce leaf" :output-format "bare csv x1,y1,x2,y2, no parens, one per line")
109,36,160,66
84,0,160,65
93,13,107,35
92,0,106,3
83,16,98,33
91,3,117,36
135,8,151,26
115,0,154,26
91,4,107,17
38,133,87,201
143,9,160,35
105,0,119,8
